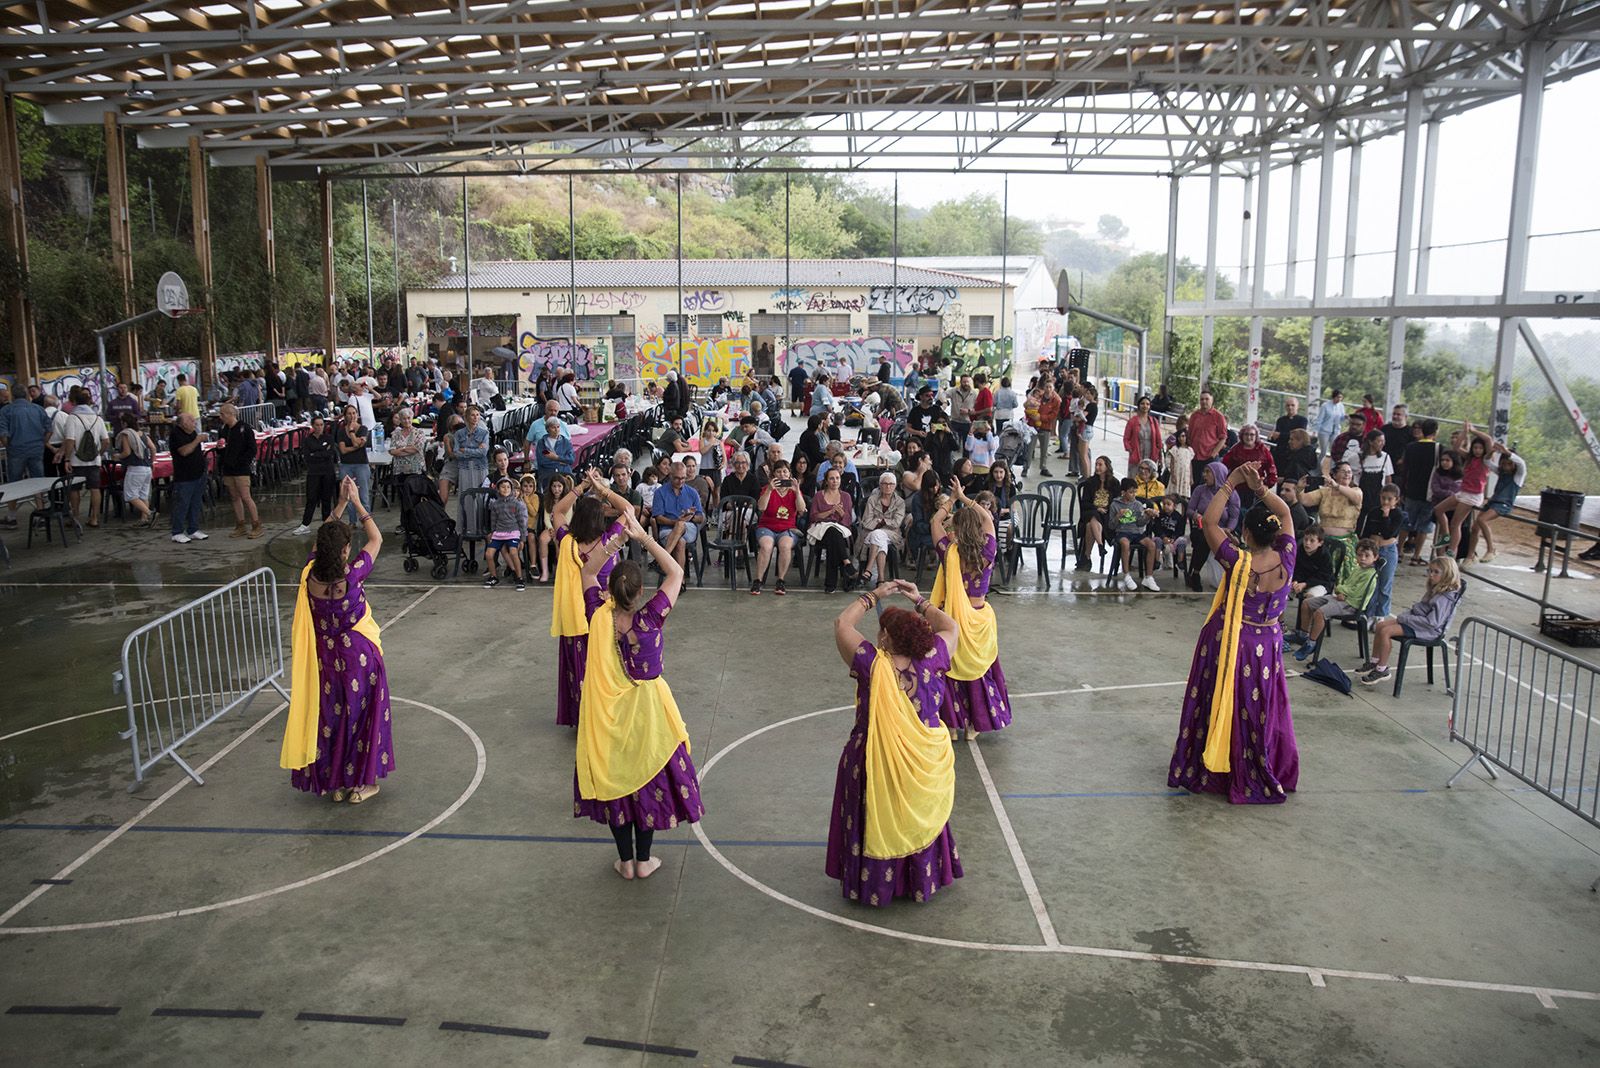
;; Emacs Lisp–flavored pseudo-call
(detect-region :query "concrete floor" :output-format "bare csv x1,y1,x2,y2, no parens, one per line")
3,466,1600,1067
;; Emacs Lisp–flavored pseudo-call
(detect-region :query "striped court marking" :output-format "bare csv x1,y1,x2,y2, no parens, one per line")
689,693,1600,1010
0,707,122,743
438,1020,549,1039
966,736,1058,947
296,1011,406,1027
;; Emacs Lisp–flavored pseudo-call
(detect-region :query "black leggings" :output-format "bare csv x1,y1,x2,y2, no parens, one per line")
610,824,654,863
817,527,854,589
302,470,336,525
1186,521,1212,578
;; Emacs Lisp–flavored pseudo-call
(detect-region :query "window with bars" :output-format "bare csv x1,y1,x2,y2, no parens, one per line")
867,314,943,336
535,314,634,336
967,315,996,338
663,315,724,337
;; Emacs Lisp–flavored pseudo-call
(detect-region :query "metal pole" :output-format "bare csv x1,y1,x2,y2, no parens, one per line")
1000,173,1009,374
1238,166,1254,296
784,172,791,370
676,172,683,379
1341,143,1362,297
1247,132,1271,428
1492,40,1548,444
1415,119,1442,295
1308,121,1335,415
392,192,402,351
362,179,375,360
1386,89,1424,413
1199,160,1220,390
1285,161,1303,298
461,174,472,383
1162,174,1179,390
891,173,899,370
568,174,577,354
1519,321,1600,478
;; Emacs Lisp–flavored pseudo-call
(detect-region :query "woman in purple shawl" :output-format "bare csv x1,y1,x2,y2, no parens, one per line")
1184,459,1240,592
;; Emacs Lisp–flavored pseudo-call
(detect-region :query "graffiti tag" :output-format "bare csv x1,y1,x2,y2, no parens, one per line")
939,334,1014,377
638,334,751,388
545,291,645,315
784,337,912,380
681,289,727,313
868,285,959,315
519,333,599,380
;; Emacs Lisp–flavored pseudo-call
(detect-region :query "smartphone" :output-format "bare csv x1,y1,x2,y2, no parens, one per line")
1303,475,1325,491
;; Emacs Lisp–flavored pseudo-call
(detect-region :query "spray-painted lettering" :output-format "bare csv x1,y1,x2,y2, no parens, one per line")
868,285,959,315
784,337,912,380
681,289,727,312
545,290,646,315
518,332,599,380
938,334,1014,377
638,334,751,388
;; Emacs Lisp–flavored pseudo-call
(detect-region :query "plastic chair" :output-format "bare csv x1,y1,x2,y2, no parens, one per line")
1005,493,1052,588
1034,479,1078,567
27,476,80,548
699,495,754,590
454,488,492,575
1391,579,1465,697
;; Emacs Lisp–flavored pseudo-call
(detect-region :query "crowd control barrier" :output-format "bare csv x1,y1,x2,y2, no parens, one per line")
1447,616,1600,890
114,566,288,784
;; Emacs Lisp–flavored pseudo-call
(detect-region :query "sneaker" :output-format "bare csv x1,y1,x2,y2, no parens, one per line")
1357,659,1378,673
1294,643,1317,662
171,533,191,544
1281,637,1300,654
1360,666,1392,686
516,578,526,591
292,524,313,536
1283,629,1305,646
1140,575,1161,592
248,523,265,539
484,575,499,588
1185,574,1202,592
1039,467,1052,476
189,531,208,540
229,523,248,538
774,579,787,596
1479,551,1497,563
1120,574,1137,592
749,580,762,596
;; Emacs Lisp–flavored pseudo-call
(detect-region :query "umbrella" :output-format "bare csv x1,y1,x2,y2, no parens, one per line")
489,345,517,362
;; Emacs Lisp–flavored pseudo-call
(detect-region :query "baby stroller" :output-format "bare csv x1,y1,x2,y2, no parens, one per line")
398,473,458,580
996,420,1030,475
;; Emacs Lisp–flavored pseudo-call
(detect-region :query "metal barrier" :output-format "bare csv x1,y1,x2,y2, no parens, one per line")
1446,615,1600,887
115,567,288,784
235,402,276,428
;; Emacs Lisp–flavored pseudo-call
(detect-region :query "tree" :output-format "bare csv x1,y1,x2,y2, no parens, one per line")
1097,214,1129,243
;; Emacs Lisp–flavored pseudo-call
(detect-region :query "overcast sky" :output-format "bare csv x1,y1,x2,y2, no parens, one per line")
860,71,1599,303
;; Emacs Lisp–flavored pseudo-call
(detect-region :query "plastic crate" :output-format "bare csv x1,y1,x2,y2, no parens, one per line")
1539,610,1600,648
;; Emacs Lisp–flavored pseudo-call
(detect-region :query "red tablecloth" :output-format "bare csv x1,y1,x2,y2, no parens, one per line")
508,421,617,471
143,425,302,480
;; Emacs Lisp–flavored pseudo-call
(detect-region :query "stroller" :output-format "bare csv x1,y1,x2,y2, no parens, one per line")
996,416,1033,476
398,473,458,580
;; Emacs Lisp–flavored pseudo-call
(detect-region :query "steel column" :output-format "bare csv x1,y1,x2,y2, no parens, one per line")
362,180,375,360
1284,161,1302,298
1492,40,1548,444
1519,321,1600,478
461,174,471,382
1386,90,1425,412
1247,135,1271,427
1162,174,1179,389
255,156,279,364
1341,143,1362,297
1415,119,1442,294
392,194,402,351
104,111,139,379
675,172,683,379
1199,160,1220,389
1000,173,1009,371
1238,167,1254,296
567,174,576,359
186,137,216,386
319,175,336,364
1308,123,1335,415
891,174,899,367
1,94,40,387
784,172,791,367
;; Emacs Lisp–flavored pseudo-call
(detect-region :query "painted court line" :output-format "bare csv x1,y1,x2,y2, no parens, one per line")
438,1020,549,1040
691,695,1600,1011
966,736,1060,948
296,1011,405,1027
151,1007,264,1020
583,1036,698,1058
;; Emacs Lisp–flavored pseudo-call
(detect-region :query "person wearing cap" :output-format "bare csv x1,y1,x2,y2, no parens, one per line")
483,475,530,590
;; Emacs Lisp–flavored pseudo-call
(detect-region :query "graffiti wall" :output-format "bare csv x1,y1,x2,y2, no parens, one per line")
770,288,867,313
782,337,913,380
544,291,645,315
939,335,1015,378
35,366,118,406
637,334,751,388
518,333,601,381
139,360,199,395
867,285,959,315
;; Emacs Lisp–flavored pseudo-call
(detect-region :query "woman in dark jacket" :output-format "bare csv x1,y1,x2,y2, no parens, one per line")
295,415,339,535
1274,427,1320,483
1074,456,1120,571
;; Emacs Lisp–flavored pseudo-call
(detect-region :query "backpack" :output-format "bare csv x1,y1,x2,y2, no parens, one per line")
1301,658,1353,696
72,412,101,464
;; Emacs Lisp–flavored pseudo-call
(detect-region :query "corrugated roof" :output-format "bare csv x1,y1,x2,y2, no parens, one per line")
420,258,1004,291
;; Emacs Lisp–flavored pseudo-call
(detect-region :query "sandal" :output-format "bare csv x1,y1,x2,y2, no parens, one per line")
329,788,349,802
347,784,380,804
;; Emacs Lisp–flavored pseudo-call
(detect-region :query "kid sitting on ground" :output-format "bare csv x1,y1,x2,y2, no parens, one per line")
1147,494,1187,572
1284,538,1379,662
1359,556,1465,685
1291,524,1336,599
1110,477,1161,592
484,475,530,590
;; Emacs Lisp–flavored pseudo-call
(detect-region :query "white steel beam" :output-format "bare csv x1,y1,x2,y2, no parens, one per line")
1492,39,1548,444
1386,89,1425,412
1200,159,1220,391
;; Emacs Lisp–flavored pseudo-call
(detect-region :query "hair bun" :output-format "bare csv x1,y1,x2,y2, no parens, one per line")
1264,513,1281,529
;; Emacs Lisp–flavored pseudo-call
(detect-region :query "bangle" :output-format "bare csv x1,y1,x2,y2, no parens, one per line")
356,512,372,523
859,593,876,610
916,598,931,613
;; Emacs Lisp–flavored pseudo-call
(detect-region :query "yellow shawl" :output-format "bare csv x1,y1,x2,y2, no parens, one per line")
575,598,691,802
864,651,956,859
930,542,999,682
549,533,588,638
280,560,383,770
1200,547,1252,774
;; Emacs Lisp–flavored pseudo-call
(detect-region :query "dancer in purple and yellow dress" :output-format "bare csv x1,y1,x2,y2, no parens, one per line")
550,469,636,727
281,476,395,804
574,511,704,879
1168,461,1301,804
929,480,1012,738
826,579,964,906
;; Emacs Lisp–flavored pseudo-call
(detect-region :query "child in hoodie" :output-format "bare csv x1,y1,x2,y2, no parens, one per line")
1359,556,1465,685
1183,459,1239,592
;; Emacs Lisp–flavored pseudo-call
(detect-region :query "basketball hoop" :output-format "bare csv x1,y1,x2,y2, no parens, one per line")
157,271,191,318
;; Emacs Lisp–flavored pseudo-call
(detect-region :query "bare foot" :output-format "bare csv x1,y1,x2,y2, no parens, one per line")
614,859,636,880
634,857,662,879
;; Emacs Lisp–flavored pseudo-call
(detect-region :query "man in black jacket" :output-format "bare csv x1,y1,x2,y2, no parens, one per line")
294,414,339,535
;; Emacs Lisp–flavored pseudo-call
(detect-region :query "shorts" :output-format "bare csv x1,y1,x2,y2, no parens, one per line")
1480,499,1514,517
489,535,522,550
71,464,103,490
1305,595,1358,621
1398,622,1418,641
122,465,152,503
864,528,894,553
673,521,700,544
1299,584,1328,599
1454,489,1485,508
1402,497,1434,532
1115,530,1148,546
439,459,459,484
756,526,800,544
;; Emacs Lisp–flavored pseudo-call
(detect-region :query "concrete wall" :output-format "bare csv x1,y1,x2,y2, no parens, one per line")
405,279,1013,388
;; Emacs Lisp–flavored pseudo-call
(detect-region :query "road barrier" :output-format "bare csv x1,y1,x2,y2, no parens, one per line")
115,566,288,784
